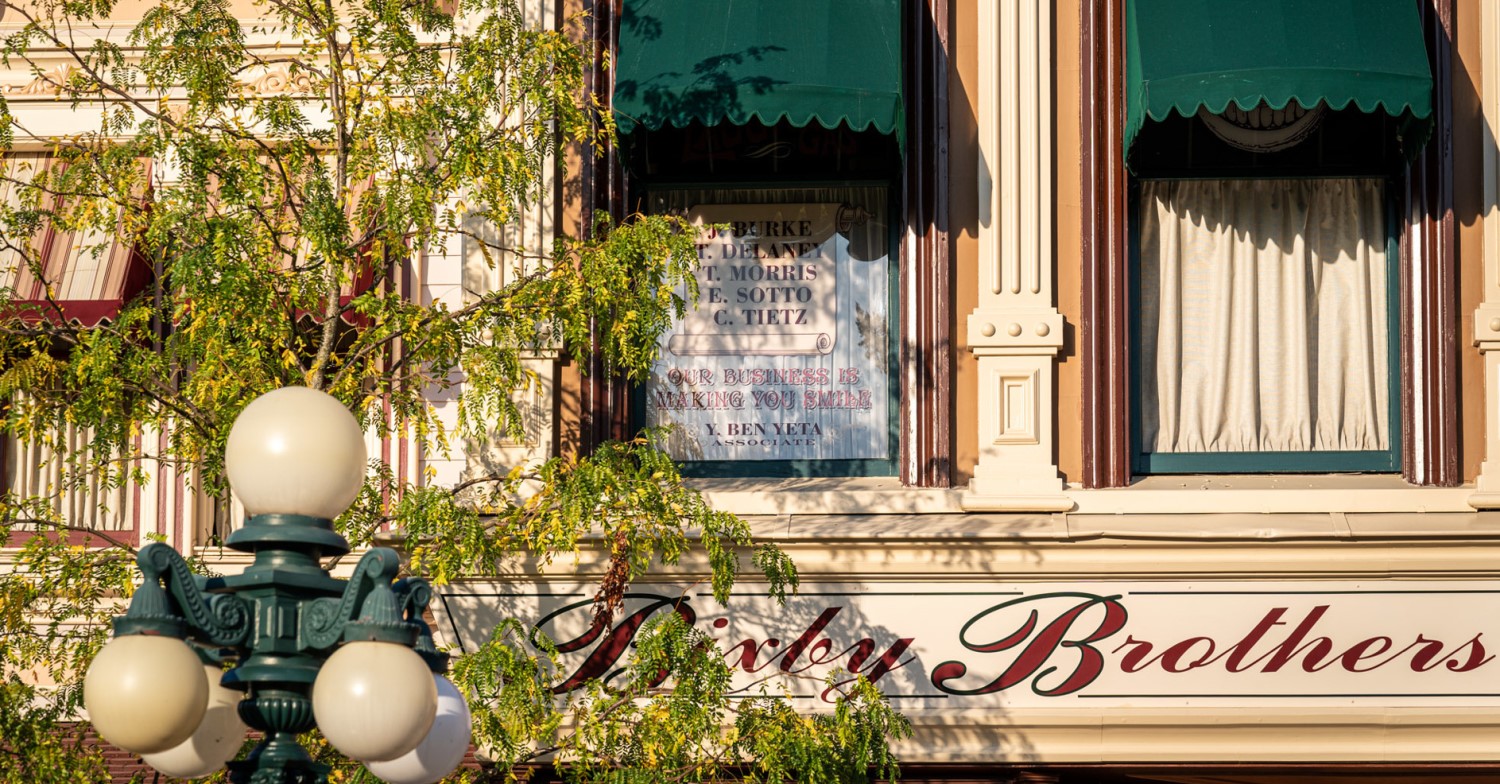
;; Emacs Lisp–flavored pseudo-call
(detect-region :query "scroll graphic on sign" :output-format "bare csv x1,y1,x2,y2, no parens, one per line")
646,189,892,463
666,204,845,356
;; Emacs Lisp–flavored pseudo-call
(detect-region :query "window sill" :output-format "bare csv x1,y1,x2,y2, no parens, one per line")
688,477,965,516
691,474,1482,519
1065,474,1477,515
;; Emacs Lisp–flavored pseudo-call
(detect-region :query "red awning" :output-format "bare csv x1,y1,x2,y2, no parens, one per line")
0,154,151,326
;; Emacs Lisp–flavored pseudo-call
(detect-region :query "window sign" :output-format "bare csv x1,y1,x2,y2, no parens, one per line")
646,187,891,465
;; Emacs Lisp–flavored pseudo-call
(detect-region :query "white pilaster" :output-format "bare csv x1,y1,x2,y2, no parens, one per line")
963,0,1070,511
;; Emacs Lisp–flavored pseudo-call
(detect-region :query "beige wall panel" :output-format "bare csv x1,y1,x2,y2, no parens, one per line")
1458,0,1485,483
952,0,980,483
554,0,586,457
560,0,586,243
1055,0,1082,484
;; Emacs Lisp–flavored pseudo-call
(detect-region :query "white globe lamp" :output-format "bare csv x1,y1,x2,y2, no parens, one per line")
84,635,208,754
141,664,248,779
364,673,473,784
312,640,437,762
225,386,367,520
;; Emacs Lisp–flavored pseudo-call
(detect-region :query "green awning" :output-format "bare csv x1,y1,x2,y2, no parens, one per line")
612,0,903,142
1126,0,1434,157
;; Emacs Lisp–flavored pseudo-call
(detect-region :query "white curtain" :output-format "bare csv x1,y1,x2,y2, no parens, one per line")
1138,178,1389,454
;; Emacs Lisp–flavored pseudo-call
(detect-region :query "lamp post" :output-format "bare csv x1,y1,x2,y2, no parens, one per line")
83,387,472,784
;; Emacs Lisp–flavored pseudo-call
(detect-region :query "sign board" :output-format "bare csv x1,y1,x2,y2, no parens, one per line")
645,197,891,463
434,581,1500,709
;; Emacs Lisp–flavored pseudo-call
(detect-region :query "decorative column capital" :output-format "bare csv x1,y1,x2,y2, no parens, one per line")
968,308,1065,355
1473,306,1500,352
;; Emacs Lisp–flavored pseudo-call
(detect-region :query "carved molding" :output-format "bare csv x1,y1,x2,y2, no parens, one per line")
994,369,1039,445
2,65,77,95
0,63,314,101
237,67,315,96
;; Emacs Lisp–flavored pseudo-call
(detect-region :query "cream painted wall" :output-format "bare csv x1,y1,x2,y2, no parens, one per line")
951,0,980,484
1055,0,1083,484
1,0,262,23
1458,0,1485,483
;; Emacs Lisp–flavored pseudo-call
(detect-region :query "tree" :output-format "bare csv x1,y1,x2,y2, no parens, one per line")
0,0,910,780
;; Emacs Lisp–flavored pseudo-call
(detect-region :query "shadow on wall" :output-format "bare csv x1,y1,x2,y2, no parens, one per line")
1455,18,1496,231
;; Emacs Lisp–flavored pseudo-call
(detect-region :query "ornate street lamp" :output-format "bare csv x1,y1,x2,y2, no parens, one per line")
83,387,473,783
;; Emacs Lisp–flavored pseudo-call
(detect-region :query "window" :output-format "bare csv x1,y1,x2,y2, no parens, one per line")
0,153,150,542
1080,0,1453,485
597,0,952,485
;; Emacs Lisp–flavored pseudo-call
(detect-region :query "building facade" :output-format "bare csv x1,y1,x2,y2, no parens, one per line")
8,0,1500,782
441,1,1500,782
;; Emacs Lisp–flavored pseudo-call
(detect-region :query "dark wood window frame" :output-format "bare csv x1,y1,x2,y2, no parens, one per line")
579,0,952,487
1079,0,1458,488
